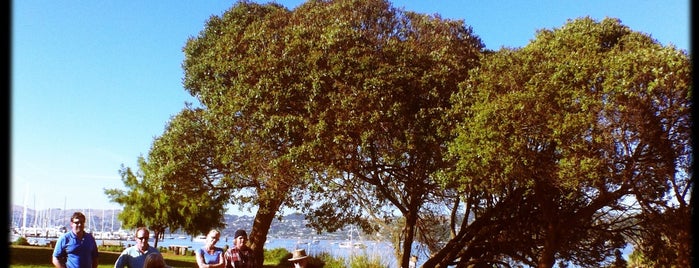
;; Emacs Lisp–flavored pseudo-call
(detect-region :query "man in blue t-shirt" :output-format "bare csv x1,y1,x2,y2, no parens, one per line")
52,212,99,268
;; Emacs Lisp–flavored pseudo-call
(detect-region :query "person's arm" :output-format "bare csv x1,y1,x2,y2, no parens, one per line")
91,236,99,268
52,236,66,268
52,255,66,268
212,250,225,268
195,248,208,268
113,250,127,268
222,250,233,268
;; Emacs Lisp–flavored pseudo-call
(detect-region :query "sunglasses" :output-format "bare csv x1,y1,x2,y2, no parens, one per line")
136,236,149,241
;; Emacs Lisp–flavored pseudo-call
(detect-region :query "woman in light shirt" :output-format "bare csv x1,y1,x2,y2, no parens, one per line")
195,229,225,268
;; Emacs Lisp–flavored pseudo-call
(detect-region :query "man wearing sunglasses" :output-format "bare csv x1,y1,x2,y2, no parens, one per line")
114,227,163,268
52,212,99,268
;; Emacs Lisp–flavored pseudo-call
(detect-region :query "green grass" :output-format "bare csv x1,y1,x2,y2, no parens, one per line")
9,244,387,268
9,245,289,268
9,245,195,268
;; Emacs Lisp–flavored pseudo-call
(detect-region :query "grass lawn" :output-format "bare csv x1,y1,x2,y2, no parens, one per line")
9,245,288,268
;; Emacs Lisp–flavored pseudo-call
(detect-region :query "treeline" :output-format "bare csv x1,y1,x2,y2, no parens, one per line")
104,0,692,267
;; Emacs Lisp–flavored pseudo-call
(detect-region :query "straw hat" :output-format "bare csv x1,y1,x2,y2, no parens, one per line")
288,249,309,262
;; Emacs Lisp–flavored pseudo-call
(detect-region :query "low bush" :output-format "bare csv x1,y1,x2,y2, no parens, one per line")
348,254,388,268
264,247,291,265
315,252,346,268
13,236,30,246
98,245,124,252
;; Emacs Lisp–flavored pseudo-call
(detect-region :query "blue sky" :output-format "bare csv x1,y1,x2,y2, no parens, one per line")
11,1,690,214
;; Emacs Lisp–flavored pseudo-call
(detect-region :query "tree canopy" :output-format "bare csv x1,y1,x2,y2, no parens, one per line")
437,17,691,268
106,2,692,267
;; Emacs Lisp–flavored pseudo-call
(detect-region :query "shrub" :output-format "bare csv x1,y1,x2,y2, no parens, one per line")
315,252,346,268
264,248,348,268
12,236,30,246
349,254,388,268
98,245,125,252
264,248,291,265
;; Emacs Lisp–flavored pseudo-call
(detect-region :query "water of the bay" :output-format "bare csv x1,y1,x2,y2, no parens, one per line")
142,237,401,268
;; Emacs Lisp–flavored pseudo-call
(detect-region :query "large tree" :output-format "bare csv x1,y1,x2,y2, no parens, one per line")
180,1,484,267
434,17,691,268
604,18,692,267
181,2,305,264
104,161,171,248
283,1,483,267
105,108,229,245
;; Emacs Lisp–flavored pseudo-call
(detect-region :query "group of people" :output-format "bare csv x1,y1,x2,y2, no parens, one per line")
194,228,309,268
195,229,256,268
51,212,166,268
51,212,311,268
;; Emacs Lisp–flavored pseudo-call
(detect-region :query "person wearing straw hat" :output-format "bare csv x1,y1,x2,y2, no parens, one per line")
288,249,310,268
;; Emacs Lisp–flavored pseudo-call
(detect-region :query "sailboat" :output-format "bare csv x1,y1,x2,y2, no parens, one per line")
338,225,366,249
192,235,207,243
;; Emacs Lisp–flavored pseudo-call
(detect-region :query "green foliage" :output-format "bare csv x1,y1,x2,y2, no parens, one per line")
181,0,485,267
348,254,388,268
627,249,656,268
97,245,124,252
312,252,346,268
104,109,228,238
263,248,292,265
105,1,690,267
13,236,30,246
439,16,691,268
261,249,346,268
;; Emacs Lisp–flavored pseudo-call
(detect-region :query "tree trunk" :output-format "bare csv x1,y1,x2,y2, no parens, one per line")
400,208,419,268
536,222,557,268
249,197,284,268
153,229,161,248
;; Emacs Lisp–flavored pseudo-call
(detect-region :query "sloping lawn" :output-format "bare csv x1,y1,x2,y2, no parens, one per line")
9,245,291,268
9,245,196,268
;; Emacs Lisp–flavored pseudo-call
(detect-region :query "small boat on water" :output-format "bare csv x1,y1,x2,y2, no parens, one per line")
338,225,366,249
27,237,52,246
338,241,366,249
192,235,207,243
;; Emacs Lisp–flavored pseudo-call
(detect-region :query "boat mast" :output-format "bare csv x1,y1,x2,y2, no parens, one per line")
22,185,27,232
32,194,38,227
